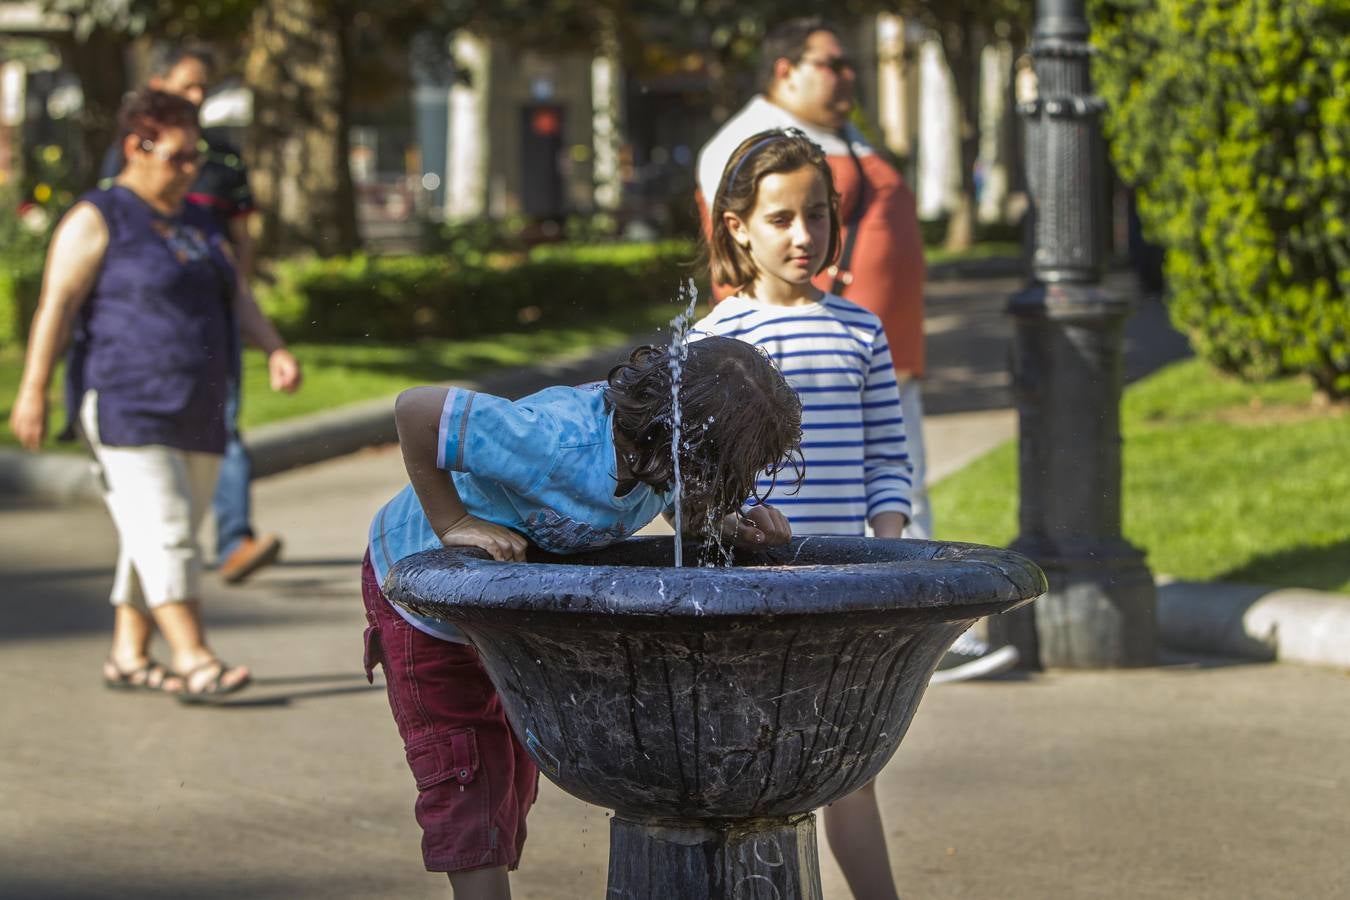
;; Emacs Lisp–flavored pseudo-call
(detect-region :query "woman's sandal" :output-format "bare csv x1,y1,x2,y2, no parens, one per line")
103,658,180,694
176,659,252,705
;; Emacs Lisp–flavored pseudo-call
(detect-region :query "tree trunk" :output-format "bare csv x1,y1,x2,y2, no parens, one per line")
941,12,983,252
58,26,127,192
445,30,490,224
245,0,360,257
590,8,624,214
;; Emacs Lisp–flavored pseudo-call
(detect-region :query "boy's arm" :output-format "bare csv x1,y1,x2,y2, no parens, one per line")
394,386,527,561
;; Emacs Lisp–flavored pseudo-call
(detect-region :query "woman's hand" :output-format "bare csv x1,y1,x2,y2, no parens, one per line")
438,514,529,562
8,387,48,450
722,504,792,548
267,348,302,393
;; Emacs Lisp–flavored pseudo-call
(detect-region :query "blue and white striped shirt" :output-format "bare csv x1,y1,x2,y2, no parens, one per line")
692,294,913,535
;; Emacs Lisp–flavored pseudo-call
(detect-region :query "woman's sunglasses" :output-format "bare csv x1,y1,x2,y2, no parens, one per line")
138,138,204,167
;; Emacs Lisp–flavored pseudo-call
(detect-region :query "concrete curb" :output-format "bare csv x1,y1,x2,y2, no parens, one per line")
1157,579,1350,670
0,447,101,505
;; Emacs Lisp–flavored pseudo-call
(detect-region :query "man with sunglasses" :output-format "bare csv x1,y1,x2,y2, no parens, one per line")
698,18,1016,665
102,44,300,586
698,18,933,541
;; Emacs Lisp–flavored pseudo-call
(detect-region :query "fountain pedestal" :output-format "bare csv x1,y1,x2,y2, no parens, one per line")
387,536,1044,899
609,814,820,899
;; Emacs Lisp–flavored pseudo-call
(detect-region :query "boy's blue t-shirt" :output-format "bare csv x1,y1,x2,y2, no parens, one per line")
368,382,669,642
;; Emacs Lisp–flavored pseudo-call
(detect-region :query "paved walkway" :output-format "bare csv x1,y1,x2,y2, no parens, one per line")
3,274,1347,898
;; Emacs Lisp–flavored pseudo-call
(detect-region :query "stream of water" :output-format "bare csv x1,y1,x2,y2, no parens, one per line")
667,280,698,567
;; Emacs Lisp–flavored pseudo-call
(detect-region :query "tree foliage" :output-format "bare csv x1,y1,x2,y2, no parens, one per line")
38,0,1038,255
1091,0,1350,398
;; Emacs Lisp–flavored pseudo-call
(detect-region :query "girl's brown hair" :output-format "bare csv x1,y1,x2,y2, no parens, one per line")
605,336,803,522
708,129,841,291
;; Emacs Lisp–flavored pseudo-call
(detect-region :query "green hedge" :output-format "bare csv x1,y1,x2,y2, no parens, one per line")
257,240,699,342
1091,0,1350,398
0,257,42,347
1,239,701,347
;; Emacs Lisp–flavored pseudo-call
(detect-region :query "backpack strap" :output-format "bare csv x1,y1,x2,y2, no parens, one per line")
829,134,869,295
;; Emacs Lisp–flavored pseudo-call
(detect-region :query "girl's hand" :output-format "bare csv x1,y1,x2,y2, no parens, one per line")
438,515,529,562
722,504,792,548
9,388,48,451
869,511,908,539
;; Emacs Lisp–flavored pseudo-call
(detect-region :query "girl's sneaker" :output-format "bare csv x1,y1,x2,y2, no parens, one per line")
930,628,1019,684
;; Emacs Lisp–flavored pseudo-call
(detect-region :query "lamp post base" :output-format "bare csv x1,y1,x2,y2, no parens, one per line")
607,812,822,900
994,539,1157,668
1001,279,1159,669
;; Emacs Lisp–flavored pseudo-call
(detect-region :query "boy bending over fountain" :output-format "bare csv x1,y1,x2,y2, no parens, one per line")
361,336,802,898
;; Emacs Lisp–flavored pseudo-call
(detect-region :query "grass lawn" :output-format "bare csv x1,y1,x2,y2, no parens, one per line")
0,301,682,452
924,241,1021,267
932,358,1350,592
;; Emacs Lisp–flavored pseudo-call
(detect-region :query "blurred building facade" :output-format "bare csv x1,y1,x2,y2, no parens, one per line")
0,6,1026,250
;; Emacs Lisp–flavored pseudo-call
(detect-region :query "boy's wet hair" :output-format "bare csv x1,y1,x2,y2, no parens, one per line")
605,336,803,521
708,129,841,291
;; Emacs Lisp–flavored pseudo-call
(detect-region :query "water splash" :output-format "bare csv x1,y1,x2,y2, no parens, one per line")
667,279,698,567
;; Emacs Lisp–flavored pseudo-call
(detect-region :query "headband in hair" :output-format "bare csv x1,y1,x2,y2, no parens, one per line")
724,128,808,194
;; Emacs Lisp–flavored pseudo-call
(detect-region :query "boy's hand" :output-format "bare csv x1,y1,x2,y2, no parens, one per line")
438,515,528,562
722,504,792,548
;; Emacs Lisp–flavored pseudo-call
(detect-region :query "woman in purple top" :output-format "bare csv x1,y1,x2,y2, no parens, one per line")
9,89,301,701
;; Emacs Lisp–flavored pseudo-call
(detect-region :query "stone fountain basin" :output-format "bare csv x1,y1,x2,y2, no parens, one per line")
386,536,1045,821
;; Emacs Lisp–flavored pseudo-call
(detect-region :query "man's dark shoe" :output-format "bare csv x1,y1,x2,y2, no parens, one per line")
219,534,282,585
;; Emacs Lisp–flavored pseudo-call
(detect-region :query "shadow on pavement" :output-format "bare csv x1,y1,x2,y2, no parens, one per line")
269,557,364,569
193,681,381,709
920,274,1192,418
250,672,370,687
1217,538,1350,593
1121,296,1192,385
0,576,352,644
1155,650,1264,670
0,876,394,900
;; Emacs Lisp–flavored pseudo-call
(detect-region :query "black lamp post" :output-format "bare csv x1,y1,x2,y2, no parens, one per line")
995,0,1157,667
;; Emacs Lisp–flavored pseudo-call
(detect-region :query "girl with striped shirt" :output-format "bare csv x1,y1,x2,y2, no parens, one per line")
692,127,913,900
694,128,913,538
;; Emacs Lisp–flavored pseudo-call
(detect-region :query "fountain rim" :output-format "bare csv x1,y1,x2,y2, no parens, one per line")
384,535,1047,621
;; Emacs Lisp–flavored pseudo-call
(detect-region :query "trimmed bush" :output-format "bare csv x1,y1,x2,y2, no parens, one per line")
1091,0,1350,398
0,258,42,347
257,240,699,342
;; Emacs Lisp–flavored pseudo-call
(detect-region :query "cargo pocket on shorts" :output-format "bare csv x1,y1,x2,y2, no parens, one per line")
409,726,481,791
362,622,384,684
406,727,494,859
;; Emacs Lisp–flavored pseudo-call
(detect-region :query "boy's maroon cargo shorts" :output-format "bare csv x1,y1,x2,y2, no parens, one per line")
362,551,539,873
